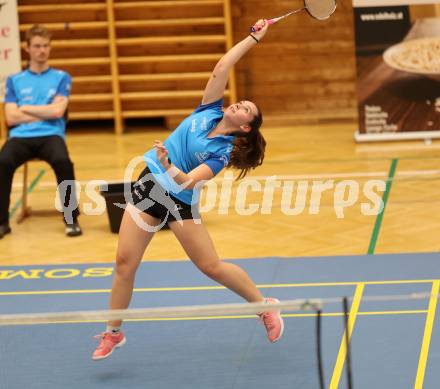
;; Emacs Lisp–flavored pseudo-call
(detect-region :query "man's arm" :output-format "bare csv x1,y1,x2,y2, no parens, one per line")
3,76,38,127
19,95,69,120
4,103,39,127
201,19,268,105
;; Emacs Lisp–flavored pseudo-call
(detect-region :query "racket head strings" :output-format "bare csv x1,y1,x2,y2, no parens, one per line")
304,0,337,20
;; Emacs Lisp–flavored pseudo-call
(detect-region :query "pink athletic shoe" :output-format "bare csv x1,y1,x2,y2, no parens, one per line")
92,331,126,360
258,298,284,343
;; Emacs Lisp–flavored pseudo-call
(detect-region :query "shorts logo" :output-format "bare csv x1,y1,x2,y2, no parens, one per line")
133,188,142,200
174,204,183,211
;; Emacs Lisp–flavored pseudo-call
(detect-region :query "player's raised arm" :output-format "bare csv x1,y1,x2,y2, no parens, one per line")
201,19,269,105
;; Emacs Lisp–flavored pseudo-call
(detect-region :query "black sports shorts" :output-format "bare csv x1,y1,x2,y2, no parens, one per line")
129,166,200,224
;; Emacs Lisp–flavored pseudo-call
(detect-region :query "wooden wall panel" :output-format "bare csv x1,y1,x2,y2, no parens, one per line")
231,0,358,123
14,0,358,130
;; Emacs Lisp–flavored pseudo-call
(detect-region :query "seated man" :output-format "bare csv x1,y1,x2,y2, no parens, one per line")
0,24,81,238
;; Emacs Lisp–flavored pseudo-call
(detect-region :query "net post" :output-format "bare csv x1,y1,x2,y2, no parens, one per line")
316,308,325,389
343,297,354,389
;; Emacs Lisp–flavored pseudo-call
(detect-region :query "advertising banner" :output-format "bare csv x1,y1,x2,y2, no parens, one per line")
353,1,440,141
0,0,21,102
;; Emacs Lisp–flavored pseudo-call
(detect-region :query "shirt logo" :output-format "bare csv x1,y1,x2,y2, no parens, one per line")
191,119,197,132
20,87,32,95
201,117,208,132
195,152,211,163
220,155,229,167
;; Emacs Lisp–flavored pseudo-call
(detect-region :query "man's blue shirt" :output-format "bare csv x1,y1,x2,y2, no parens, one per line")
144,98,235,205
4,67,71,139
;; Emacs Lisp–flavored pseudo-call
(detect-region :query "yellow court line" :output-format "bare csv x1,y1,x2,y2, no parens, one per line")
414,280,440,389
358,310,427,316
329,283,365,389
5,308,428,326
0,289,113,296
267,279,440,288
285,310,428,318
0,279,439,296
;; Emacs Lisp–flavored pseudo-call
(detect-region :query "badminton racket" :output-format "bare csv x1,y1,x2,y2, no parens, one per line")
251,0,337,32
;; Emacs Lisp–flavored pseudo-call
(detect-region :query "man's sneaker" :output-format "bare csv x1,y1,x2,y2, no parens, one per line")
0,223,11,239
92,331,126,360
258,297,284,343
65,221,82,237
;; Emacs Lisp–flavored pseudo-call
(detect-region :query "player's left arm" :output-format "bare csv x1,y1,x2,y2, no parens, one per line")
201,19,269,105
154,140,216,190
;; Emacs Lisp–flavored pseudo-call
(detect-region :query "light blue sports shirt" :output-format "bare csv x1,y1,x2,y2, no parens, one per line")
4,67,72,139
144,98,235,205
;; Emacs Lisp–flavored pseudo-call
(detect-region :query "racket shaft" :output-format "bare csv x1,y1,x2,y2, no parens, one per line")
250,8,304,32
268,16,284,25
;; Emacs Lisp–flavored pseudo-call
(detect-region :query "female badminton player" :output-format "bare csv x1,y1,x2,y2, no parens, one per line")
93,19,284,360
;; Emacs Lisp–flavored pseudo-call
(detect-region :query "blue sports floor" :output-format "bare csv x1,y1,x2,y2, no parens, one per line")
1,253,440,388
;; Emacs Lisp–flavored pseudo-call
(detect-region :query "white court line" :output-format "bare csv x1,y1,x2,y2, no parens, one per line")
11,169,440,189
215,169,440,181
355,143,440,152
12,178,126,189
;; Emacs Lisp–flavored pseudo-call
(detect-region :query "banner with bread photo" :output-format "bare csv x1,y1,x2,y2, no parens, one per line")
352,1,440,142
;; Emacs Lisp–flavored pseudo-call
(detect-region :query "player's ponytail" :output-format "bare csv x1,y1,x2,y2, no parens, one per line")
228,108,266,179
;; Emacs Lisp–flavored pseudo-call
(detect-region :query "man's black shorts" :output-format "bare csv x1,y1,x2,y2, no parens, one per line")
129,166,200,224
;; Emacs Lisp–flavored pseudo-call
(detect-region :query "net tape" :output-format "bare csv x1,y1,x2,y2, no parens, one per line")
0,298,322,326
0,291,435,326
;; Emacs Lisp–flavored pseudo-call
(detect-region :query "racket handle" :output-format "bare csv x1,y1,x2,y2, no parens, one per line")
250,19,275,33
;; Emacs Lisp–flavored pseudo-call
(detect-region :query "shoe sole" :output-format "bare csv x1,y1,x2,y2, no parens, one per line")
270,311,284,343
0,228,11,239
266,298,284,343
66,231,82,237
92,337,126,361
